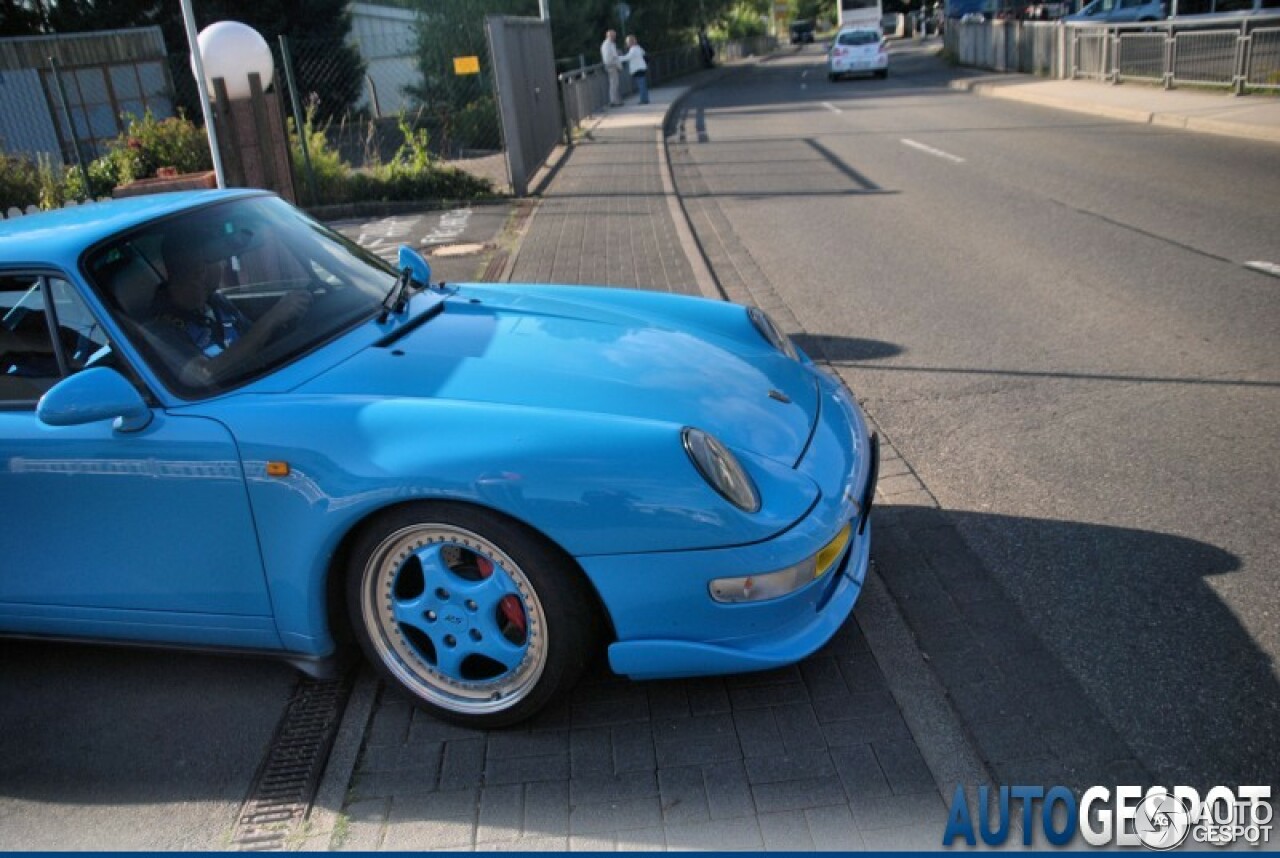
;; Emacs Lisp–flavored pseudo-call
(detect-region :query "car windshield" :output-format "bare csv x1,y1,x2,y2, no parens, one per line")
84,195,394,399
838,30,880,45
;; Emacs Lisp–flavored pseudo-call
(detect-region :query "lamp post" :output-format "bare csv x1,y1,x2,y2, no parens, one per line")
179,0,225,188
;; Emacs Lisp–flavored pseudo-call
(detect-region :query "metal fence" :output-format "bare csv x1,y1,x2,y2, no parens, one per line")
946,15,1280,91
560,35,776,134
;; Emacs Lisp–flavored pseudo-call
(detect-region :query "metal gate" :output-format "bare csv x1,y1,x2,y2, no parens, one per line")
485,16,561,197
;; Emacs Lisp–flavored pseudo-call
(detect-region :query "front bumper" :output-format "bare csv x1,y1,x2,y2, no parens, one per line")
581,368,879,680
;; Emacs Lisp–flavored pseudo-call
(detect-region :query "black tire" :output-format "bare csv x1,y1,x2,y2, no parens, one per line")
828,71,838,81
877,68,889,79
346,501,597,728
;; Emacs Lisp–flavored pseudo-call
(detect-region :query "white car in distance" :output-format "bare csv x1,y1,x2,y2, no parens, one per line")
828,27,889,80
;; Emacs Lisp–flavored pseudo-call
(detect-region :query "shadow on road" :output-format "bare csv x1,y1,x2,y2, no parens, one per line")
873,504,1280,788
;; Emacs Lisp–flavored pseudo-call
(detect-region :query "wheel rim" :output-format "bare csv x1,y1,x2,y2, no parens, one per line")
362,523,548,715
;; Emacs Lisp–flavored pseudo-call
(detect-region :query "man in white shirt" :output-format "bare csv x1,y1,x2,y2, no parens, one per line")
601,29,622,107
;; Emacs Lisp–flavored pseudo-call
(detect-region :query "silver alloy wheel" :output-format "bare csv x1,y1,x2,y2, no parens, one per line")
360,523,549,715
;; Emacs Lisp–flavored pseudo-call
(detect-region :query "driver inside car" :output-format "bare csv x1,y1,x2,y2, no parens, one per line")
147,228,310,387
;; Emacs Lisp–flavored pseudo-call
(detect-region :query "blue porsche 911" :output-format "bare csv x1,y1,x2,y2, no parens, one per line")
0,190,877,727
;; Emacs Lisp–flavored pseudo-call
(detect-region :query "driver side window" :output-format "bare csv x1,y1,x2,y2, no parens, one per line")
0,275,121,406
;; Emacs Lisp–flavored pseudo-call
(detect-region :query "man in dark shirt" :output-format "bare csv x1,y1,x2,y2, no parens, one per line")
148,230,310,388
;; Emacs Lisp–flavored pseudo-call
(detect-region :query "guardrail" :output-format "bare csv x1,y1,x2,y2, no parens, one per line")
558,36,777,137
946,14,1280,92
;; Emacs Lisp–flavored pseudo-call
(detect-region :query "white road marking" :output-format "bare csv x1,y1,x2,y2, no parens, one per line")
801,69,810,78
801,83,808,90
1245,261,1280,278
821,101,842,114
900,138,965,163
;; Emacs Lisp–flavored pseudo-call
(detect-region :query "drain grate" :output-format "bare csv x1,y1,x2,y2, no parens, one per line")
229,673,353,851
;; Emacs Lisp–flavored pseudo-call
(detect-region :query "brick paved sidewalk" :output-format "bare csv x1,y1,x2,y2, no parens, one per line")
507,90,702,296
318,70,958,853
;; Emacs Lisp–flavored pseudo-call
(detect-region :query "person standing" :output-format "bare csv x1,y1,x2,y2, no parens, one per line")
601,29,623,107
620,34,649,105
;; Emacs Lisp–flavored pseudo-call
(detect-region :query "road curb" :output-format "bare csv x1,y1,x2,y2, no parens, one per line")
662,56,996,809
299,668,379,851
951,78,1280,145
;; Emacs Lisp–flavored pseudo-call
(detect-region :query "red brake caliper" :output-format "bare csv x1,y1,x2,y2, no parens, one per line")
476,556,527,639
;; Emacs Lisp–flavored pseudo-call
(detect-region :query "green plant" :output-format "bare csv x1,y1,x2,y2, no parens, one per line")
0,154,42,212
106,111,212,185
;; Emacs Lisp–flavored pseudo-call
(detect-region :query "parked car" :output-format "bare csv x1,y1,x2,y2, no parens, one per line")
1064,0,1167,22
0,191,879,727
829,27,890,79
790,18,817,43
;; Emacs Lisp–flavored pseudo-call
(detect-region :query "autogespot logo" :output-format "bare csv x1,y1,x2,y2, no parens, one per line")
942,784,1273,849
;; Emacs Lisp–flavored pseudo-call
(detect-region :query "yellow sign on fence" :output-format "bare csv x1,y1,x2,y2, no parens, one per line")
453,56,480,75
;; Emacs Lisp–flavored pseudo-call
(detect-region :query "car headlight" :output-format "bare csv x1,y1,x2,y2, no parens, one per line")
747,307,799,360
711,523,852,603
682,427,760,513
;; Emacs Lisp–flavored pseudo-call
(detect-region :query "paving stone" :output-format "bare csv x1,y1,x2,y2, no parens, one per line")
336,798,390,851
569,833,615,851
358,741,444,774
484,751,570,786
654,713,742,767
703,759,756,820
805,803,865,850
849,790,946,832
439,738,486,790
759,810,817,851
569,796,663,835
872,738,937,795
407,709,485,744
522,779,570,838
733,707,784,758
571,692,650,728
800,657,850,700
351,766,440,799
664,816,764,850
811,688,898,725
486,729,569,760
392,788,480,823
820,709,912,746
570,726,613,777
366,693,414,746
860,824,945,851
771,703,829,754
570,770,659,804
729,681,809,710
830,743,892,801
380,815,475,851
685,677,731,715
744,749,836,785
836,651,890,694
612,727,657,773
645,682,691,720
482,835,569,851
614,826,668,851
658,765,711,825
476,784,524,844
751,775,849,814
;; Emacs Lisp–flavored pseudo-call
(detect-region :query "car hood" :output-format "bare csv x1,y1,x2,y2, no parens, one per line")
296,289,818,465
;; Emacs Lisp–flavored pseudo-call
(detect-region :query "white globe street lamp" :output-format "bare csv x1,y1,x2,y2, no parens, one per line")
195,21,275,101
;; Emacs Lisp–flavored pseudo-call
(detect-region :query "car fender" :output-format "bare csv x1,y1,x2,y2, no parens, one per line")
199,397,821,654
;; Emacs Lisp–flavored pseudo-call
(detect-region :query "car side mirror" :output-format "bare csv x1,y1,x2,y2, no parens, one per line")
36,367,153,433
397,245,433,289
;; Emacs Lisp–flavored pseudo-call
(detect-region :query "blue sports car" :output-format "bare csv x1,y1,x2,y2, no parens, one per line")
0,191,877,727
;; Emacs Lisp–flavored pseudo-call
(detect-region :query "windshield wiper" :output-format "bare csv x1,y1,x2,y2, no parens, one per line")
378,268,414,323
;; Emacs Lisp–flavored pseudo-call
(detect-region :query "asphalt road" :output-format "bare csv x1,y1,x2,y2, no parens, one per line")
672,43,1280,788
